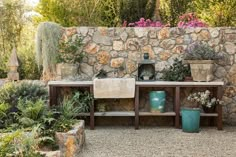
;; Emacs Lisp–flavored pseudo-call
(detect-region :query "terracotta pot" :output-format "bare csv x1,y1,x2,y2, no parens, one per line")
185,60,214,82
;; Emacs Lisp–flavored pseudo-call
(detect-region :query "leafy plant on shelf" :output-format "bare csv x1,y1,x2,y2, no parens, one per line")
184,42,222,60
162,58,191,81
56,36,84,64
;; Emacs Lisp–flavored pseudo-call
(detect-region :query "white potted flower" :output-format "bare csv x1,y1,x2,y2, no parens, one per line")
187,90,222,113
181,90,222,133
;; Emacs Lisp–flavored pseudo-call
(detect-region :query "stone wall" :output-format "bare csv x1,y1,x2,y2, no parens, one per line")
62,27,236,125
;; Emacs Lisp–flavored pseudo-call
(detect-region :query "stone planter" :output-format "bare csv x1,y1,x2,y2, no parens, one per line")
56,63,79,80
185,60,214,82
56,120,85,157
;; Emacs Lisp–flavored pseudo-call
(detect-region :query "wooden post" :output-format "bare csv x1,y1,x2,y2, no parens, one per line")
216,86,223,130
90,85,95,130
49,85,57,106
175,86,180,128
135,85,139,129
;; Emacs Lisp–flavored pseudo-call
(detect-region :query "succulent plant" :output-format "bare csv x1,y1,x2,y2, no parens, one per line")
184,42,222,60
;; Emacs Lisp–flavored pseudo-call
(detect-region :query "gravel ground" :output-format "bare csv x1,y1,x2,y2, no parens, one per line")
80,126,236,157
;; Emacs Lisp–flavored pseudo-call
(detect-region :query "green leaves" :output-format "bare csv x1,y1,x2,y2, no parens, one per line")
0,81,48,108
57,37,84,64
162,58,191,81
194,0,236,26
0,103,9,122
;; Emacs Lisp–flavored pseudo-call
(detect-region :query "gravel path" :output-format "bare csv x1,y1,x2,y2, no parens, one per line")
80,126,236,157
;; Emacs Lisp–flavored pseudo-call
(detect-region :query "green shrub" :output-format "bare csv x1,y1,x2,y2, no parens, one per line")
0,103,10,128
194,0,236,27
162,58,191,81
120,0,155,23
18,42,42,80
57,37,84,64
0,81,48,108
159,0,193,26
16,99,49,128
0,58,7,78
0,128,44,157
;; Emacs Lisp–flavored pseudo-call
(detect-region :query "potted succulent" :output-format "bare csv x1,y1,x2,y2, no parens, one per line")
184,42,222,82
56,36,84,80
181,90,222,133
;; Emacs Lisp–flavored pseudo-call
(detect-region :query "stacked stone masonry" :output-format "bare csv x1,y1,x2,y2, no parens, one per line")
63,27,236,125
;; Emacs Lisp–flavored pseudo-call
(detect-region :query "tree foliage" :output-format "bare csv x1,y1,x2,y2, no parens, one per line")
159,0,193,26
35,0,157,27
18,22,42,80
35,0,122,27
0,0,25,78
194,0,236,26
120,0,156,24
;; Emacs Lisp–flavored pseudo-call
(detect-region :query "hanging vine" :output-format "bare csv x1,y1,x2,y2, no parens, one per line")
36,22,64,80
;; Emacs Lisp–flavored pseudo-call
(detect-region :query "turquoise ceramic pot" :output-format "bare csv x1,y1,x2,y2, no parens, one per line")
149,91,166,113
181,107,200,133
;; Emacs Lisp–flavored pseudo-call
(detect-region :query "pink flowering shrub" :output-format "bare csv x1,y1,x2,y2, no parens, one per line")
177,13,207,28
124,18,164,27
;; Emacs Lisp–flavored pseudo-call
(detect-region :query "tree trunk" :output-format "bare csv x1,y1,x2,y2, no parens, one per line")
153,0,161,21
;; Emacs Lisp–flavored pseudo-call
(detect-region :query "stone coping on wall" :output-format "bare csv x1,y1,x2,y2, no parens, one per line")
55,120,85,157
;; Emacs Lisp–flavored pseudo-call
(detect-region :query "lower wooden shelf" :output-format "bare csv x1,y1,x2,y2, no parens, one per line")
200,113,218,117
179,112,218,117
78,111,135,117
139,112,176,116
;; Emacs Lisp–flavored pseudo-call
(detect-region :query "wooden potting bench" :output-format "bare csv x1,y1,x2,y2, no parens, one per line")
48,81,224,130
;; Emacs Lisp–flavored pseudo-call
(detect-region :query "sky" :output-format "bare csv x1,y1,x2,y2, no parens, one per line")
25,0,39,7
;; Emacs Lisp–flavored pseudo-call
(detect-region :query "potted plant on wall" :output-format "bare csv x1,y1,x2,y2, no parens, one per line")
181,90,222,133
184,42,222,82
56,36,84,80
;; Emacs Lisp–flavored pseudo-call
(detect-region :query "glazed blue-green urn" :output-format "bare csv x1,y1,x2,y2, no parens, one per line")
181,107,200,133
149,91,166,113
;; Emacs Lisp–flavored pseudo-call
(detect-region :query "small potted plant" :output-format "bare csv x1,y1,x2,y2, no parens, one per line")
181,90,222,133
162,58,191,81
187,90,222,113
56,36,84,79
184,42,222,82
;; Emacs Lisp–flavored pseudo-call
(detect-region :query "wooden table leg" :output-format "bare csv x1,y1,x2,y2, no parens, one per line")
90,85,95,130
175,86,180,128
135,85,139,129
49,85,57,106
217,86,223,130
